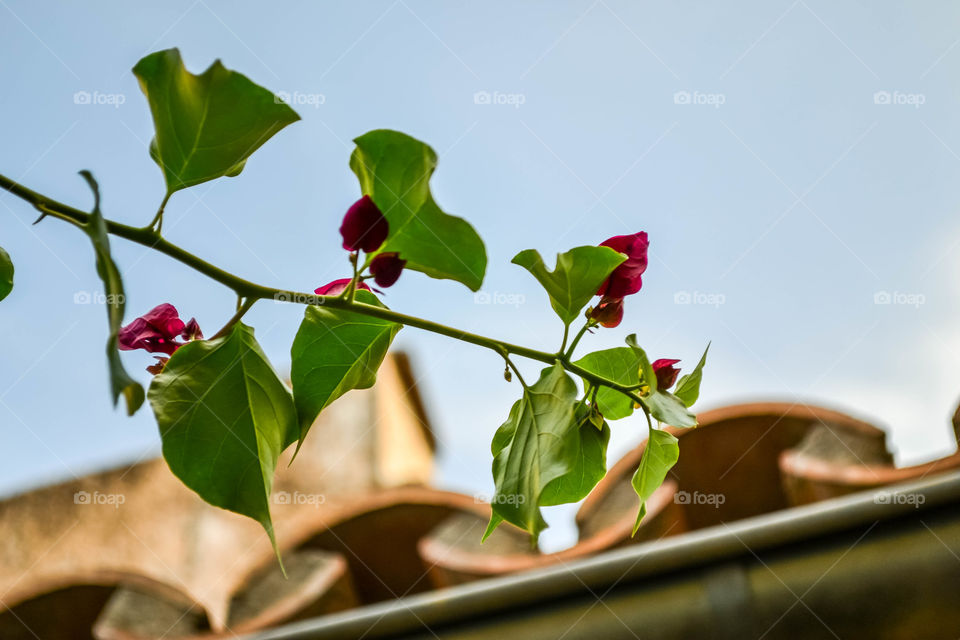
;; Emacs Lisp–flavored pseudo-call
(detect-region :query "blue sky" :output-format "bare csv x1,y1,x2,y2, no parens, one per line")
2,1,960,550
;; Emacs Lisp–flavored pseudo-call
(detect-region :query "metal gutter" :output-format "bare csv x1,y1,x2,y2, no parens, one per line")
247,470,960,639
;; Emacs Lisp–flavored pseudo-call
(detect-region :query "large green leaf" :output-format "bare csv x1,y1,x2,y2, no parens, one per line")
149,322,297,561
626,334,697,428
642,392,697,428
0,246,12,302
290,290,402,444
133,48,300,195
573,347,640,420
350,129,486,291
631,427,679,534
484,363,580,541
540,406,610,505
512,246,624,326
674,343,710,407
78,171,144,416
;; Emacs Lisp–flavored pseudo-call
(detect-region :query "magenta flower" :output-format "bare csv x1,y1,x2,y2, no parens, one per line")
652,358,681,390
590,296,623,328
340,195,389,253
590,232,649,328
118,304,203,356
597,232,649,299
369,252,406,288
314,278,372,296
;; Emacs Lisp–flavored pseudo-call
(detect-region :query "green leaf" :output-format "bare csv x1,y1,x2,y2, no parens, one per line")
540,406,610,505
148,322,297,563
631,427,679,534
512,246,625,326
642,391,697,428
674,343,710,407
290,290,402,444
625,334,657,394
133,48,300,195
78,171,144,416
350,129,487,291
573,347,640,420
484,363,580,541
0,246,12,302
625,334,697,427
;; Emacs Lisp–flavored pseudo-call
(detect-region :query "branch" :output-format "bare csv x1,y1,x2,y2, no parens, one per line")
0,173,644,404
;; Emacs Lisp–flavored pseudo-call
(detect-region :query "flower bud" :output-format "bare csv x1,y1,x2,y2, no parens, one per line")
340,195,389,253
589,296,624,328
369,252,406,288
652,358,681,390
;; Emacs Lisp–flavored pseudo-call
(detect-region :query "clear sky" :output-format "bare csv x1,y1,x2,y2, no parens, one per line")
2,1,960,550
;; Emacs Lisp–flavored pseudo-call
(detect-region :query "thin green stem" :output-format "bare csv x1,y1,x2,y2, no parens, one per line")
1,174,272,297
503,355,528,389
558,324,570,355
0,173,644,404
211,297,257,340
146,192,172,233
575,382,593,413
563,320,594,361
347,252,360,302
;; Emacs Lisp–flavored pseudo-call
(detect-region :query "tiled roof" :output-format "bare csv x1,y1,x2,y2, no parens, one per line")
1,356,958,639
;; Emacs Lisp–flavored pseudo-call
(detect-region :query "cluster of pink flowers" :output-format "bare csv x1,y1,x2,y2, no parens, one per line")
590,232,649,329
590,231,682,389
323,195,406,291
117,303,202,373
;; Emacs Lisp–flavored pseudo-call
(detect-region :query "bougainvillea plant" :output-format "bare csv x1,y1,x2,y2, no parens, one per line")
0,49,708,561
